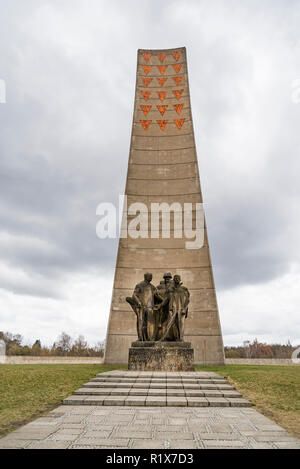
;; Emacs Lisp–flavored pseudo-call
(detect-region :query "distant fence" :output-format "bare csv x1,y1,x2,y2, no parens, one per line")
3,356,104,364
1,356,298,365
225,358,299,365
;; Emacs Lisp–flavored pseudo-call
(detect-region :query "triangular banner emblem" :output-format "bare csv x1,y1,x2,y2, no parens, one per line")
156,77,167,87
157,91,167,101
142,65,152,75
172,76,183,86
157,53,166,63
173,103,184,115
157,105,168,116
172,89,183,100
174,118,185,129
157,120,168,131
142,53,152,62
172,63,182,73
141,90,151,101
140,105,152,116
172,51,182,61
140,120,152,130
142,77,152,87
157,65,167,75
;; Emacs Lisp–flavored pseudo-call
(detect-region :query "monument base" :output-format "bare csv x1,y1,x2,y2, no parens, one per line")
128,341,195,371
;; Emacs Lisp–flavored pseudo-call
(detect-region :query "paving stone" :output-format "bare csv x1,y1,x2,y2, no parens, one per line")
84,396,105,405
83,431,112,438
227,398,251,407
27,441,73,449
125,396,146,406
133,419,150,425
148,388,167,395
185,390,204,397
0,438,31,449
157,432,194,440
131,439,166,449
250,442,275,449
222,391,242,398
209,424,234,433
168,440,199,449
7,429,55,440
204,440,246,448
111,388,131,396
187,424,208,432
133,383,152,389
187,397,209,407
63,415,87,423
203,390,223,397
50,433,79,441
146,396,167,406
199,433,242,440
166,390,186,397
64,396,86,405
168,418,187,425
53,428,83,435
254,434,297,442
115,429,153,439
167,397,187,406
155,425,186,432
76,437,129,446
128,388,149,396
207,398,230,407
273,441,300,449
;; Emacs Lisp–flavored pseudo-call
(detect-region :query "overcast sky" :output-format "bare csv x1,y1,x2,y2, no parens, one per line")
0,0,299,347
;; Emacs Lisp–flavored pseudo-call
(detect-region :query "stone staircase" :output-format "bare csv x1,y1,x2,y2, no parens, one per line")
63,371,251,407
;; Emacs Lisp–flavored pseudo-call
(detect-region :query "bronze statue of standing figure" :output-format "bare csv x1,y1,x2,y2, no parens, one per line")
126,272,190,342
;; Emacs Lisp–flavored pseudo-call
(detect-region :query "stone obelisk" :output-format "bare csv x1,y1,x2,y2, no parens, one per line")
104,47,225,365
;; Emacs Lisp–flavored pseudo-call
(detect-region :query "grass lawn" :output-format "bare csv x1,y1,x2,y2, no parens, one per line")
196,364,300,438
0,364,126,437
0,364,299,439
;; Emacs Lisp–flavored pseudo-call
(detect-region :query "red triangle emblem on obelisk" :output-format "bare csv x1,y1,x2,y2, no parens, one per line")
157,65,167,75
174,118,185,129
172,89,183,100
157,91,167,101
157,53,166,63
142,77,152,87
140,120,152,130
141,90,151,101
157,105,168,116
173,103,184,115
156,77,167,87
172,76,183,86
140,105,152,116
157,120,168,131
142,52,152,62
172,63,182,74
172,51,182,61
142,65,152,75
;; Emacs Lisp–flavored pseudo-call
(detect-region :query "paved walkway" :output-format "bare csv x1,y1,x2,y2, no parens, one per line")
0,370,299,449
1,406,299,449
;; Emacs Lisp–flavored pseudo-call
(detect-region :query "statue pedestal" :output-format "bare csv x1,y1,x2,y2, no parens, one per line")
128,341,194,371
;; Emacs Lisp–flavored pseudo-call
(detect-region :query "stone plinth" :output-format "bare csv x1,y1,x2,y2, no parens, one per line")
128,341,194,371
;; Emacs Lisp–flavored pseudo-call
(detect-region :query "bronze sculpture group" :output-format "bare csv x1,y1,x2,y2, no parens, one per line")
126,272,190,342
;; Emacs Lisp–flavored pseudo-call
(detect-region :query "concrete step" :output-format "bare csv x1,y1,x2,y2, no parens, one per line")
63,370,251,408
92,378,227,385
74,387,242,398
86,381,233,390
63,395,251,407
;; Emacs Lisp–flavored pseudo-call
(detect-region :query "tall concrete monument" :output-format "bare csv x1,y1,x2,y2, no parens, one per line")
104,47,225,366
